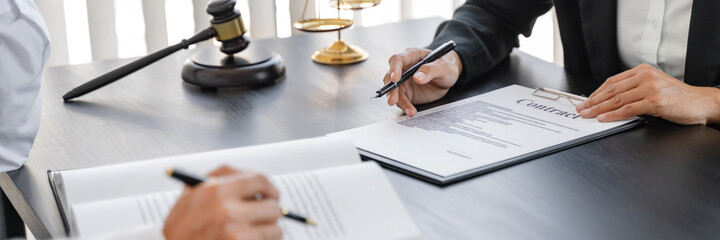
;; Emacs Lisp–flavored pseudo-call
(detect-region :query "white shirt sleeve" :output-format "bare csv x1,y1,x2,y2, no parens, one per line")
0,0,50,172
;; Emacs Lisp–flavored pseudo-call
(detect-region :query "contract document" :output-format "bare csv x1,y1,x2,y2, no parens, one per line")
330,85,643,185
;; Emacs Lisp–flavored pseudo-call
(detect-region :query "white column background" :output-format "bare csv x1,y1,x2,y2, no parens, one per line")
37,0,559,66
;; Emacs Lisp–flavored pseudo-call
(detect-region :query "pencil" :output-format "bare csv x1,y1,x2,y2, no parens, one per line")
281,208,317,225
167,168,318,226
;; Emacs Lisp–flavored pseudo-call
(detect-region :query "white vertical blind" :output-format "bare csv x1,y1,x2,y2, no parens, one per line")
166,0,196,46
247,0,277,39
191,0,214,46
142,0,169,52
400,0,413,19
275,0,291,38
62,0,92,65
192,0,210,33
41,0,558,66
35,0,69,66
86,0,119,60
114,0,147,58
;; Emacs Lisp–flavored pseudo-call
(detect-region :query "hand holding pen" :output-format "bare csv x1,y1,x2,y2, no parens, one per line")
379,40,462,117
164,166,314,240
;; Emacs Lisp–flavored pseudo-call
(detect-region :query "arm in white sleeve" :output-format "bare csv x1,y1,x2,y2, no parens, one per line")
0,0,50,171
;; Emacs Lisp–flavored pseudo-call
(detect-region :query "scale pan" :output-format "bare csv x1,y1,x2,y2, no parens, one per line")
329,0,381,10
293,18,353,32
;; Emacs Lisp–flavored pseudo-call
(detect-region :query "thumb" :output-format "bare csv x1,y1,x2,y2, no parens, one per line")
413,61,447,85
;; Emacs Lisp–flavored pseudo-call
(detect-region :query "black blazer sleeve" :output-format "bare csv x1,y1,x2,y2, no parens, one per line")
427,0,553,85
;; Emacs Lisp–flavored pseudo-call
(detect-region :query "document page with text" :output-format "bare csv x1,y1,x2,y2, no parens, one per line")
48,137,395,238
330,85,640,183
71,162,419,240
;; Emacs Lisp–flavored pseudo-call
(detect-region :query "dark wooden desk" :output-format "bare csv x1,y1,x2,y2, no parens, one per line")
3,18,720,239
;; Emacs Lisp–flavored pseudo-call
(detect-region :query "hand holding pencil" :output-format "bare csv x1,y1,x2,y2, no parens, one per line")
164,166,308,240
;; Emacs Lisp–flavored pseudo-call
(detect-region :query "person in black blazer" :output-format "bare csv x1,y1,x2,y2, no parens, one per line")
383,0,720,125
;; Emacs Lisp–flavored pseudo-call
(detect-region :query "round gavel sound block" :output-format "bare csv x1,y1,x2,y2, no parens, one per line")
182,0,285,88
181,46,285,88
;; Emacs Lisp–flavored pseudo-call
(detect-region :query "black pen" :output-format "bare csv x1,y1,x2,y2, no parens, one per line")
372,40,456,98
167,168,317,225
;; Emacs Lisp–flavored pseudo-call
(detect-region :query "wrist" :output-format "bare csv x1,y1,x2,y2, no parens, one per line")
705,87,720,124
447,50,462,74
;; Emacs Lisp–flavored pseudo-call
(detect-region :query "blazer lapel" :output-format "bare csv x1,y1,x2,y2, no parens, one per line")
577,0,621,83
684,0,720,86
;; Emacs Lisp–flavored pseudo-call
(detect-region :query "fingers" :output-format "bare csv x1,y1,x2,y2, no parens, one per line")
388,48,428,82
587,67,639,99
578,75,642,112
226,199,283,224
206,167,280,200
385,69,417,116
579,87,645,118
254,224,283,240
224,223,283,240
577,63,678,122
413,61,446,85
583,64,657,108
386,49,427,101
383,48,458,117
596,101,652,122
384,72,399,106
219,172,280,200
165,166,284,240
208,165,239,177
397,87,417,117
388,87,399,106
387,54,405,81
386,48,431,105
412,52,461,88
394,48,431,68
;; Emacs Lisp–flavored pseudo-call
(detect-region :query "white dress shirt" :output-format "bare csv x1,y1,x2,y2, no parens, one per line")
0,0,50,172
617,0,693,81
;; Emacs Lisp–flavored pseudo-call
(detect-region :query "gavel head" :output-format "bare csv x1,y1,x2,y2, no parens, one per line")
207,0,249,55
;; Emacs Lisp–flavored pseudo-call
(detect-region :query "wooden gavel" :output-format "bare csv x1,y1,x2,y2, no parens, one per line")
63,0,250,101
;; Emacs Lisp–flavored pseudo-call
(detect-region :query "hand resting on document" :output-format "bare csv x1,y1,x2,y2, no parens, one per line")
576,63,720,125
163,166,283,240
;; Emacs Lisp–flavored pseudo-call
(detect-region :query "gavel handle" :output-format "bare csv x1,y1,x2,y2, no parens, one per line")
63,27,217,102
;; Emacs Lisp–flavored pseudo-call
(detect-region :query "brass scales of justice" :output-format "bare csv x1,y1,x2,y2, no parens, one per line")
293,0,382,65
